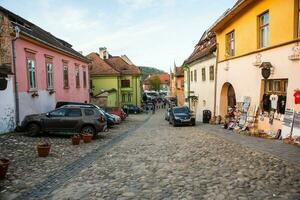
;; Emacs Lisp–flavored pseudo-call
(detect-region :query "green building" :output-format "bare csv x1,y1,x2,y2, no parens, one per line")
87,50,141,107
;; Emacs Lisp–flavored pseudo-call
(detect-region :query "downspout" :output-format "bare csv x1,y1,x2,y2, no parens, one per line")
117,76,120,107
188,67,191,109
213,43,219,117
135,76,138,106
12,26,20,126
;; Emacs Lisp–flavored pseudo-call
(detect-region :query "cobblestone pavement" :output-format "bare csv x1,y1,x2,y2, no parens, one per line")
199,123,300,166
0,114,149,200
50,110,300,200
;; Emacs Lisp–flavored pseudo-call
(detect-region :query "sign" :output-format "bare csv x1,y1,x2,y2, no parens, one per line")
260,62,272,79
292,112,300,138
281,109,294,138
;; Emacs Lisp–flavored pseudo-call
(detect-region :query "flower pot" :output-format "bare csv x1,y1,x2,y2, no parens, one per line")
82,134,93,143
37,145,51,157
71,137,81,145
0,158,10,179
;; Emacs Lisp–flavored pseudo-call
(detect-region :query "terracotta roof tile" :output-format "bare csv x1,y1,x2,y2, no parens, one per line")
184,31,216,65
105,57,140,75
144,73,170,85
87,53,120,76
175,67,184,77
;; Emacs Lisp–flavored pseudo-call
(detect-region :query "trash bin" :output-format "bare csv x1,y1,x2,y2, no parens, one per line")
203,110,211,123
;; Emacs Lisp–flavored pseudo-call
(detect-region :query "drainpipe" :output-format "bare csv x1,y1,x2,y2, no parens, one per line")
213,43,219,117
12,26,20,126
188,67,191,109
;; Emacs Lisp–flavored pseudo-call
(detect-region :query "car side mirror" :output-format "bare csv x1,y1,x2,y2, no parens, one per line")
46,113,51,118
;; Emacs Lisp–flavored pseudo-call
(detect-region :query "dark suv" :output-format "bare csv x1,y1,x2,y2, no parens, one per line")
21,106,106,136
169,106,195,127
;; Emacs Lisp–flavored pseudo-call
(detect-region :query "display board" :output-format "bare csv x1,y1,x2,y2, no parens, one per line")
281,109,294,138
292,112,300,138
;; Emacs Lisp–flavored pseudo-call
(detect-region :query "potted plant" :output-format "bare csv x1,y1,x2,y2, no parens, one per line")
71,134,81,145
0,158,10,179
82,133,93,143
37,139,51,157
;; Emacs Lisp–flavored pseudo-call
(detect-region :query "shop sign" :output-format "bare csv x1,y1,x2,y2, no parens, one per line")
260,62,272,79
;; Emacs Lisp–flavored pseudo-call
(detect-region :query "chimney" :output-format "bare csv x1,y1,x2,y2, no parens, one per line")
99,47,109,59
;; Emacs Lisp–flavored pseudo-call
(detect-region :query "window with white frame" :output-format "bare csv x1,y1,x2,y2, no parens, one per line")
259,11,269,48
27,59,37,90
46,62,53,89
75,68,80,88
83,70,87,88
226,31,235,56
63,64,69,88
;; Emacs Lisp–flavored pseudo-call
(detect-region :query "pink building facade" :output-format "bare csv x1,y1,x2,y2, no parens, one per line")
0,6,90,126
15,39,90,122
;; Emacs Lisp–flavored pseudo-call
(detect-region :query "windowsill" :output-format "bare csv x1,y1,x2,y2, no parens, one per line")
47,88,54,91
28,89,38,93
64,86,70,89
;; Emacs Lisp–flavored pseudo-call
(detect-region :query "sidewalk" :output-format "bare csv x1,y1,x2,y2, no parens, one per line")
198,123,300,167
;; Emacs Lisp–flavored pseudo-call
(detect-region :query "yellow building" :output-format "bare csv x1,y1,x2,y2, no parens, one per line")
211,0,300,138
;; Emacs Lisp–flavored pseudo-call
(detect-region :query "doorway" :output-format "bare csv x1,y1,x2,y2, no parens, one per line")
220,82,236,116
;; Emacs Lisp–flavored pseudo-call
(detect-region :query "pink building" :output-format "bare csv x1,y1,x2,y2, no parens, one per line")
1,6,90,125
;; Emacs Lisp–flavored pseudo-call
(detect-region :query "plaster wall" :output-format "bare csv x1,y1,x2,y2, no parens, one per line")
0,76,15,133
216,42,300,118
189,57,216,121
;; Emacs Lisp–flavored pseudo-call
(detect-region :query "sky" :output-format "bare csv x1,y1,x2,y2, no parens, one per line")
1,0,235,72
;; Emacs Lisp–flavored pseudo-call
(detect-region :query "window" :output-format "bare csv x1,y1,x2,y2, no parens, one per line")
209,66,214,81
50,108,67,117
122,93,127,102
27,59,37,90
190,71,193,82
63,65,69,88
128,93,132,102
84,109,95,116
265,79,288,94
226,31,235,56
46,62,53,89
121,80,130,88
75,68,80,88
83,70,87,88
66,108,82,117
259,12,269,48
194,70,197,82
202,68,206,81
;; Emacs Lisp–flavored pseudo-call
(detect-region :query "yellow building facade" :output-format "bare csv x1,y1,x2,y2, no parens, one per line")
212,0,300,138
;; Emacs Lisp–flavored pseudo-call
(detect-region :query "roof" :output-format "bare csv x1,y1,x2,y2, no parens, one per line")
87,53,120,76
87,53,140,76
105,56,140,75
184,31,216,65
209,0,255,32
175,67,184,77
144,73,170,85
0,6,89,63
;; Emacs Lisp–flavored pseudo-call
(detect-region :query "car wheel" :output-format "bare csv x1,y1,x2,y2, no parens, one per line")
27,123,41,136
81,125,96,136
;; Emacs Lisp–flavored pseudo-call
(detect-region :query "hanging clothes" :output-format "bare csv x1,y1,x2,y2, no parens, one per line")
270,94,278,110
277,95,286,114
294,90,300,104
262,94,271,112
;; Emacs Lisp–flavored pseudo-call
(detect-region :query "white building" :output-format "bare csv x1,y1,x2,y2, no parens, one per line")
184,31,217,122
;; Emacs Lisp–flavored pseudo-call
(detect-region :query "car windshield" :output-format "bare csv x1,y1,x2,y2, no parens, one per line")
173,107,189,114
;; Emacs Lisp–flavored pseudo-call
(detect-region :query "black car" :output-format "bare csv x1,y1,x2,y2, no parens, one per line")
122,104,142,114
169,106,195,126
21,106,107,136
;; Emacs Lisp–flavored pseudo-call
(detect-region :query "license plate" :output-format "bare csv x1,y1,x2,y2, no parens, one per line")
182,119,190,122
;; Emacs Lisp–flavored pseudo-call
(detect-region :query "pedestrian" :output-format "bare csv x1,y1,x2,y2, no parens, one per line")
152,100,155,114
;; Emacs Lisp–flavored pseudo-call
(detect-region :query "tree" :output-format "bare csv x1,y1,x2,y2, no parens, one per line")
148,75,161,91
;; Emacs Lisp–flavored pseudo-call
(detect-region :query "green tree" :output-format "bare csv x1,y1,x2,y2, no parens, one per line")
148,75,161,91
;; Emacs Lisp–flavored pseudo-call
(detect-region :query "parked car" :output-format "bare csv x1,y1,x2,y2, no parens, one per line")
169,106,195,127
110,114,121,124
103,107,126,120
122,104,142,114
104,112,117,127
165,108,172,121
21,106,107,136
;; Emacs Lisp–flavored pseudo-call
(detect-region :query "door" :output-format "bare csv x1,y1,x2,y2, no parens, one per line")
62,108,83,132
43,108,68,132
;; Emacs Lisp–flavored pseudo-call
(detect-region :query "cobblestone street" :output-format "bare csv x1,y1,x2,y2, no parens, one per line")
48,110,300,200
